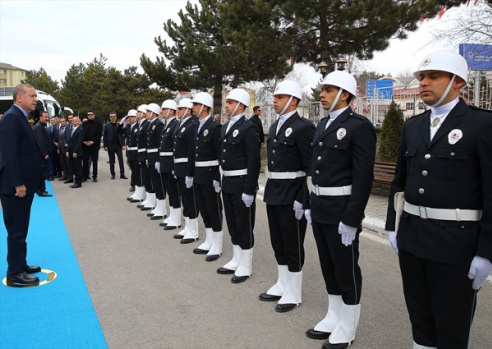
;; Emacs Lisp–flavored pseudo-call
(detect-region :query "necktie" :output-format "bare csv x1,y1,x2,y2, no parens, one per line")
226,121,234,134
325,118,335,130
276,120,283,135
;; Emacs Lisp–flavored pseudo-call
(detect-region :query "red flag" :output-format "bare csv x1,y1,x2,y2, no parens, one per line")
438,5,447,19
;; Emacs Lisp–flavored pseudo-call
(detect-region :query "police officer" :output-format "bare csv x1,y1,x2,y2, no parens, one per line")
216,88,261,283
172,98,199,243
385,51,492,349
136,105,155,210
129,106,146,202
305,71,376,349
157,100,182,230
259,81,315,312
121,109,139,197
190,92,223,262
145,103,166,220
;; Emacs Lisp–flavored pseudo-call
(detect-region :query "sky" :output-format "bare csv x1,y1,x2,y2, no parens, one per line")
0,0,471,87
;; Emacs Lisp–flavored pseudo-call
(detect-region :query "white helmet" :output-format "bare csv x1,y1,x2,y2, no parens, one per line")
161,100,177,111
177,98,193,109
127,109,137,117
274,80,303,100
226,88,250,107
321,71,357,97
413,50,468,85
137,104,148,113
192,92,213,108
146,103,161,116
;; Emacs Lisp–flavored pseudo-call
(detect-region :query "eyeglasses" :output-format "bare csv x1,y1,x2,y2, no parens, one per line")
87,113,94,116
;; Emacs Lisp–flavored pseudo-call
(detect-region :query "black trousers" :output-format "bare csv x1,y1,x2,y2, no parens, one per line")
38,158,48,193
163,172,180,208
312,221,362,305
83,148,99,179
139,161,153,193
195,182,223,232
108,146,125,176
52,149,61,176
399,250,475,349
266,204,306,272
222,192,255,249
127,158,139,187
70,153,83,184
1,193,35,277
177,177,198,219
149,163,165,199
60,150,70,178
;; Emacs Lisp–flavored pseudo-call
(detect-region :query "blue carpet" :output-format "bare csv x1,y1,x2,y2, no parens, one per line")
0,182,107,349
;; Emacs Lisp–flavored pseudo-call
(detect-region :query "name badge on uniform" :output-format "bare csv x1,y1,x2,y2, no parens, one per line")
134,129,137,133
337,128,347,140
285,127,292,137
448,129,463,145
204,129,209,136
152,125,155,131
233,129,239,137
181,127,186,133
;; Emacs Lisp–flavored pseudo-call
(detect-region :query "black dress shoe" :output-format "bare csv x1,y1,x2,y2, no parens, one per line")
322,341,351,349
25,265,41,274
306,329,330,340
82,178,87,182
150,215,163,220
231,275,249,283
7,272,39,285
71,183,82,188
93,178,98,182
217,267,235,274
47,177,54,181
275,303,297,313
159,221,167,227
205,254,220,262
64,179,73,183
259,293,282,302
129,186,135,192
180,237,198,244
164,224,180,230
193,247,208,254
111,175,115,180
140,206,152,211
120,174,128,179
58,177,67,181
37,192,53,197
173,233,184,239
129,198,141,203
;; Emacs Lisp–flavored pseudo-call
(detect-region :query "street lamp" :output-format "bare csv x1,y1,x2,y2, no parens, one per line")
335,56,348,71
318,61,330,78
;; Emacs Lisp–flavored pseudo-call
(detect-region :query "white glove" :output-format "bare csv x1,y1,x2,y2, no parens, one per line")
387,231,398,254
213,180,221,193
293,200,304,220
468,256,492,290
119,115,128,125
185,176,194,188
338,222,357,247
154,162,161,173
304,209,312,225
145,159,149,166
241,193,254,208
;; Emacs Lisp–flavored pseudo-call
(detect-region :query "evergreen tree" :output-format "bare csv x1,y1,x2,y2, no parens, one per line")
22,67,60,96
378,101,404,162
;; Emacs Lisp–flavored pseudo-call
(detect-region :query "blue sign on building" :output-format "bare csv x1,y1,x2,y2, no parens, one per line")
459,44,492,70
366,80,393,100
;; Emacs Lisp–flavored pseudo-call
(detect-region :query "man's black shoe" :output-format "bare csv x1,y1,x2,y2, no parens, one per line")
322,341,352,349
216,267,235,275
275,303,297,313
37,192,52,197
231,275,249,283
111,175,115,180
47,177,54,181
64,179,73,183
58,177,67,181
129,186,135,192
120,174,128,179
70,183,82,188
306,329,330,340
93,177,98,182
259,293,282,302
82,178,87,182
7,272,39,285
25,265,41,274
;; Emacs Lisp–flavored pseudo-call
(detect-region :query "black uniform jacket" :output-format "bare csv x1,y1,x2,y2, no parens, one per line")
137,120,149,163
122,123,138,161
83,118,103,150
195,117,222,185
309,108,376,227
146,118,164,165
220,116,260,195
173,116,198,178
385,100,492,265
264,112,315,205
159,118,179,173
0,105,42,195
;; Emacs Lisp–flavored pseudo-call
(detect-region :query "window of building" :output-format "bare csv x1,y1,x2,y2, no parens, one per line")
0,69,6,74
405,102,414,111
0,79,7,84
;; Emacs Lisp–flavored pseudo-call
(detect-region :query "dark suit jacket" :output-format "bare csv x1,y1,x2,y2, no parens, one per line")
264,112,315,205
194,117,221,185
173,117,198,178
67,126,84,156
0,105,42,195
103,122,124,148
249,114,265,144
33,121,50,158
220,116,261,195
385,99,492,265
309,108,376,227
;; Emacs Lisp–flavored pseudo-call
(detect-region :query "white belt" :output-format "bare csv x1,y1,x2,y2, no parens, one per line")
160,152,173,156
138,148,146,153
311,184,352,196
223,169,247,177
195,160,219,167
127,146,138,151
403,201,482,221
268,170,306,180
147,148,158,153
174,158,188,164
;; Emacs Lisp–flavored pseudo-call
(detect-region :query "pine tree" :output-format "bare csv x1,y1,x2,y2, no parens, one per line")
378,101,404,162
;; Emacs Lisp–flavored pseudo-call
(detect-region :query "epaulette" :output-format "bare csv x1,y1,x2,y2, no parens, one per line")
469,105,492,114
409,110,430,120
349,113,367,121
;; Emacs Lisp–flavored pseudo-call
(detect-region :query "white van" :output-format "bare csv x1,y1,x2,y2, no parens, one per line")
0,86,65,120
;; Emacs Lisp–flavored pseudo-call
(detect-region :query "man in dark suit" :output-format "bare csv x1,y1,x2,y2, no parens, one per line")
82,110,103,182
66,117,84,188
33,111,53,197
385,51,492,349
57,117,68,181
103,112,127,180
216,89,261,283
305,71,376,349
190,92,223,261
259,81,315,312
0,84,43,285
62,114,74,183
249,106,265,145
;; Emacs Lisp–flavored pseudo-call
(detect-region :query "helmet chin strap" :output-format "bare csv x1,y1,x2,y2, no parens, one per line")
229,103,240,118
277,95,293,117
327,88,344,113
429,74,456,107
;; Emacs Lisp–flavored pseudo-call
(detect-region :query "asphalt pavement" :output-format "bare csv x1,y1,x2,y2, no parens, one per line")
52,151,492,349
